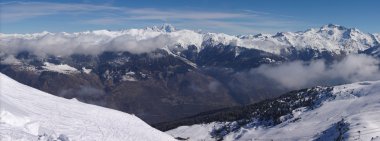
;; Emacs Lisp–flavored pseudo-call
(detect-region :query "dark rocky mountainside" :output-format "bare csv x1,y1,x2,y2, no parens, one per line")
0,46,285,123
153,86,334,132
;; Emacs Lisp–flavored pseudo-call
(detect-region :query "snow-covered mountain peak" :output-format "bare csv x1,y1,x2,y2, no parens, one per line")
313,24,367,39
270,24,378,53
144,23,176,32
1,24,379,57
321,23,348,31
238,33,268,39
202,32,239,47
374,33,380,43
161,23,176,32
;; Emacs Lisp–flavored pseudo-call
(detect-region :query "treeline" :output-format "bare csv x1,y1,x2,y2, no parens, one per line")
153,87,334,133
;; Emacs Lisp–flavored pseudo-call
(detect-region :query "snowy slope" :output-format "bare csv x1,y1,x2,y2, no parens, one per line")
0,73,176,141
42,62,79,74
167,81,380,141
1,24,378,57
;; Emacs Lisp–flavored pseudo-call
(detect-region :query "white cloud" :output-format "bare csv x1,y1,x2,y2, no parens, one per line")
124,8,250,20
0,2,119,22
0,28,205,56
0,1,300,34
1,55,21,65
0,2,250,22
253,54,380,89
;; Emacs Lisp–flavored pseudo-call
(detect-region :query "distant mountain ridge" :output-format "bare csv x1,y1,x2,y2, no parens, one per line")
1,24,379,57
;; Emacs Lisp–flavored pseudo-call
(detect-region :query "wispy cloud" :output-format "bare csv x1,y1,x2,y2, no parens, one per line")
1,2,119,22
0,1,302,34
252,54,380,89
1,2,251,22
124,8,251,20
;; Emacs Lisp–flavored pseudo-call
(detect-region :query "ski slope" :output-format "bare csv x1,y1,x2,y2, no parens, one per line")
0,73,176,141
168,81,380,141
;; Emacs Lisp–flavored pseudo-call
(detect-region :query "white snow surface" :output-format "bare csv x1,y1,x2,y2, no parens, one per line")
1,24,378,56
0,73,176,141
168,81,380,141
122,71,137,81
42,62,79,74
81,67,92,74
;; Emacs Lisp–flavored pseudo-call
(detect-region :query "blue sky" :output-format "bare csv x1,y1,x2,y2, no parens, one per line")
1,0,379,34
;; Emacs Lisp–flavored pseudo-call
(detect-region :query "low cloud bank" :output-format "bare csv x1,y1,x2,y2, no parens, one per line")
252,54,380,89
0,29,204,56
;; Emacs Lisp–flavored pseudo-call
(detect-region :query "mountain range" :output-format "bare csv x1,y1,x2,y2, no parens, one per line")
2,65,380,140
1,24,380,124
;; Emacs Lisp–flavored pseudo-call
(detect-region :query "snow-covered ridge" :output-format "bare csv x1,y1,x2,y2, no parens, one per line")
0,24,379,56
167,80,380,141
0,73,176,141
42,62,79,74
